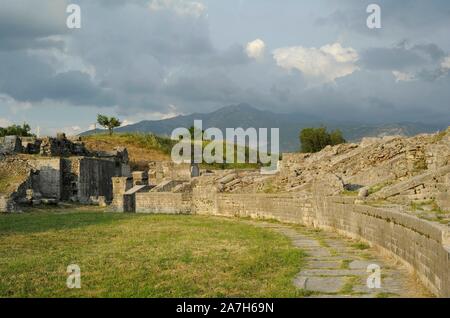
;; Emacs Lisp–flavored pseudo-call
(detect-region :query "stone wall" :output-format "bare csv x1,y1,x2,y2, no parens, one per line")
315,197,450,298
215,194,450,297
29,158,62,200
136,192,192,214
108,177,133,212
71,157,119,203
0,195,16,212
148,161,191,184
132,190,450,297
0,136,22,154
1,155,127,211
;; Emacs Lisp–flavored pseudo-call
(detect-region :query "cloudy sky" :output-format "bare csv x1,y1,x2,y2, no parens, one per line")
0,0,449,135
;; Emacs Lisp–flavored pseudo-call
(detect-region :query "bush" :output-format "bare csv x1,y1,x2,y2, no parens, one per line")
0,123,34,137
299,127,346,153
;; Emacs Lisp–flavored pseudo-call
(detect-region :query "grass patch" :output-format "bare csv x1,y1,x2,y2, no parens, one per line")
410,200,443,214
82,133,262,171
82,133,175,170
261,180,276,194
431,129,448,143
351,242,370,250
341,190,358,196
0,155,39,194
0,168,28,194
340,259,352,270
315,236,329,248
339,276,359,295
0,211,305,298
367,181,393,196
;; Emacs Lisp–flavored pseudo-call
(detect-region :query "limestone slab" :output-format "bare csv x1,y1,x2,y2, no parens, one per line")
294,275,346,293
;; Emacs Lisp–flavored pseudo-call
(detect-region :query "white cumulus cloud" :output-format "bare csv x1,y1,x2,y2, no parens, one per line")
149,0,206,18
120,120,134,127
273,43,359,84
0,118,12,127
392,70,415,82
245,39,266,60
441,56,450,70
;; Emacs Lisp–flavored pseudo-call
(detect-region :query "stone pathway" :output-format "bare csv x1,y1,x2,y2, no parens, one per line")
248,221,431,298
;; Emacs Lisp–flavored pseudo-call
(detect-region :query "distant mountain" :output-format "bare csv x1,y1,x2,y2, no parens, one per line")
81,104,448,152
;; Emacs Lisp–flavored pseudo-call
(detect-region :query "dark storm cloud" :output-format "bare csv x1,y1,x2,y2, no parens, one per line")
0,0,69,51
0,51,111,105
164,72,242,103
317,0,450,38
412,44,446,62
359,41,450,84
0,0,449,126
360,46,426,71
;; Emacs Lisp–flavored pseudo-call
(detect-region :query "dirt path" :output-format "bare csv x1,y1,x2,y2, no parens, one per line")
248,221,431,298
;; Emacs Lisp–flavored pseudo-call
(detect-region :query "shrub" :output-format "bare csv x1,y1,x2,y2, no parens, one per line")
299,127,346,153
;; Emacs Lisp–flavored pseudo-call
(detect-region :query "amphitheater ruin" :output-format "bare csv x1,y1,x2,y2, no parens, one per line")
1,128,449,297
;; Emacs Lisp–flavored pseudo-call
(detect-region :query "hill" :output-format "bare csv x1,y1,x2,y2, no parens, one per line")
82,133,174,170
81,133,261,171
81,104,448,152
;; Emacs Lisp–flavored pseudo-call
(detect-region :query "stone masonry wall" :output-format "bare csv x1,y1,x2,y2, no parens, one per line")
134,190,450,297
76,157,118,203
136,192,192,214
215,194,450,297
108,177,133,212
29,158,62,200
0,195,16,212
315,197,450,298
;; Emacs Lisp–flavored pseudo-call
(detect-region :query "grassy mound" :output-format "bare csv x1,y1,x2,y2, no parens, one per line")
0,210,305,297
82,133,175,170
0,158,31,194
82,133,263,171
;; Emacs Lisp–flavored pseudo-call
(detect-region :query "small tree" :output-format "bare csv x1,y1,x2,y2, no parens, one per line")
330,129,346,146
188,126,206,140
299,127,346,153
97,114,121,136
0,123,34,137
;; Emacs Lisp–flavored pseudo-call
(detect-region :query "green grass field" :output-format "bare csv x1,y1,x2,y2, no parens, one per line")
0,210,305,298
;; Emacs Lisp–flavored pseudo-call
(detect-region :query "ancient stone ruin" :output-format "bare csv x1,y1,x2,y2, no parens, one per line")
105,127,450,297
0,133,130,212
1,128,449,297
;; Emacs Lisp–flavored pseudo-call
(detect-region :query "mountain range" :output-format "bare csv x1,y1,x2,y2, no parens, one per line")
81,104,448,152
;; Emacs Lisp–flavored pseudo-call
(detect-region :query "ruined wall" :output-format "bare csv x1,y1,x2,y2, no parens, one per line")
0,136,23,154
108,177,133,212
148,161,191,184
10,156,123,204
0,195,7,212
75,157,118,203
212,194,450,298
0,195,16,213
29,158,62,200
136,192,192,214
61,158,79,201
315,197,450,298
